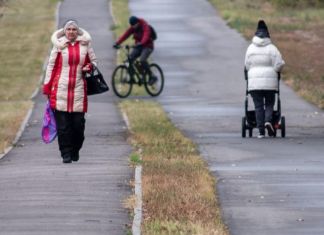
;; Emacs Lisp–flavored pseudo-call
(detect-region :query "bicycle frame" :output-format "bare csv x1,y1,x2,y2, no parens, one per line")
120,45,145,86
112,45,164,98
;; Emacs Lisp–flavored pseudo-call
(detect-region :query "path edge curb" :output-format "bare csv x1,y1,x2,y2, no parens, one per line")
121,111,142,235
109,0,143,232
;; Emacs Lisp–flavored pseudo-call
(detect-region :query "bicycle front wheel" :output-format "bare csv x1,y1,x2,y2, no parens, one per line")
144,63,164,97
112,65,133,98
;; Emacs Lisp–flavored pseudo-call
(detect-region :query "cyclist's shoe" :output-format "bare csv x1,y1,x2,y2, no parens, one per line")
148,75,158,86
265,122,275,137
137,77,144,86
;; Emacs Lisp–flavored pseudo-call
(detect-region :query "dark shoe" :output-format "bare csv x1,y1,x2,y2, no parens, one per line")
265,122,275,137
138,77,144,86
62,154,72,163
148,75,157,86
72,152,79,162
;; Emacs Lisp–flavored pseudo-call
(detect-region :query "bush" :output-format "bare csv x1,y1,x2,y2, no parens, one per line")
269,0,324,8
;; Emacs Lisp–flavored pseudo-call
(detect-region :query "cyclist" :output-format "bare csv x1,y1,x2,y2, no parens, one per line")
113,16,157,85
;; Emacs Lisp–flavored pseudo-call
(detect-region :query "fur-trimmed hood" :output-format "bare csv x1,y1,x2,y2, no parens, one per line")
51,28,92,50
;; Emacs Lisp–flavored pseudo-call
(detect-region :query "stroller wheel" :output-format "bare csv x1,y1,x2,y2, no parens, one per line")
281,116,286,138
242,117,246,138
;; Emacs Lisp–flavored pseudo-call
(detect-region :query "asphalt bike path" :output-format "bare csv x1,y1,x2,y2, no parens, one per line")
0,0,131,234
130,0,324,234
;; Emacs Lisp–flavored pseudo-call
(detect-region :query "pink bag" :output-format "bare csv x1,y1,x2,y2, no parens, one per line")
41,101,57,144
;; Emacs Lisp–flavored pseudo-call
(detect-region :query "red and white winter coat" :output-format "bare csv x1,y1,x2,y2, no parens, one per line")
43,28,97,113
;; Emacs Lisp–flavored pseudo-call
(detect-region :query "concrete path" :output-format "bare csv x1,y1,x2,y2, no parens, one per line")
130,0,324,234
0,0,132,234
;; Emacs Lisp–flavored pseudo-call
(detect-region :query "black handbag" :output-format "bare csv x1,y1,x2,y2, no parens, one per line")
84,64,109,95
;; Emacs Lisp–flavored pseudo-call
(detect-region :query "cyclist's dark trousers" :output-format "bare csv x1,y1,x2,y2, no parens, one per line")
130,47,153,75
250,90,275,132
54,110,85,158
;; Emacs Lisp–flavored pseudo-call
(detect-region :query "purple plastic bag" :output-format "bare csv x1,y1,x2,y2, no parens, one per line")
41,101,57,144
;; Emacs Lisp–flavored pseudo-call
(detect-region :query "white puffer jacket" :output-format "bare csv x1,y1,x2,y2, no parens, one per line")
43,28,97,113
245,36,285,91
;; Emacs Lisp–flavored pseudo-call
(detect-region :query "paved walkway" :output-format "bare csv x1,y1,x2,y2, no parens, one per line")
130,0,324,234
0,0,132,234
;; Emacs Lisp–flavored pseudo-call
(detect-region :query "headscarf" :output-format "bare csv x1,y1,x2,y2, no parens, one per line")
63,20,81,34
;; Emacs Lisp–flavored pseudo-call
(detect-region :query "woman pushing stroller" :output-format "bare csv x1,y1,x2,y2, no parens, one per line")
245,20,285,138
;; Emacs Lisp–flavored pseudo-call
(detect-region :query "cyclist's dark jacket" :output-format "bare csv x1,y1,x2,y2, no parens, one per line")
116,18,154,49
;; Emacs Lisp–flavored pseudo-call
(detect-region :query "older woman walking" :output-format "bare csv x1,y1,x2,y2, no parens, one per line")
245,20,285,138
43,20,97,163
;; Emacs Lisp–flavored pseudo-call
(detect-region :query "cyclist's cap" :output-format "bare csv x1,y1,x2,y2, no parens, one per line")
129,16,139,26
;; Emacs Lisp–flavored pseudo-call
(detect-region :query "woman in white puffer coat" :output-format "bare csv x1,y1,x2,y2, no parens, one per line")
245,20,285,138
43,20,97,163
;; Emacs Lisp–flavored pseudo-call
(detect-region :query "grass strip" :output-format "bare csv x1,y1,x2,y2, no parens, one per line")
0,0,58,153
209,0,324,108
120,100,228,235
111,1,228,233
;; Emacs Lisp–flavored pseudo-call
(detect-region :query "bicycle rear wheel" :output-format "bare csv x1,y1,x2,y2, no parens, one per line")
112,65,132,98
144,63,164,97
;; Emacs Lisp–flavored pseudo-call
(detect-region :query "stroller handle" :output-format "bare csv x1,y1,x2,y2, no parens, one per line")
244,67,248,80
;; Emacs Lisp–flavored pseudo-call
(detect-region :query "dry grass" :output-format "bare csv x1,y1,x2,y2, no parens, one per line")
210,0,324,108
120,100,228,235
0,0,58,153
0,101,31,151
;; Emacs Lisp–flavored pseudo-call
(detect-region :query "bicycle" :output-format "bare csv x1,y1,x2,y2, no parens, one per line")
111,45,164,98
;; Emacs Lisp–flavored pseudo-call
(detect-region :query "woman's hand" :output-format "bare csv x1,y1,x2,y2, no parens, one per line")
82,63,92,72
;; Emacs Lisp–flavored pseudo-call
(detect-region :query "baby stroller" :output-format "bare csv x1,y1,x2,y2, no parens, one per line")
241,69,286,138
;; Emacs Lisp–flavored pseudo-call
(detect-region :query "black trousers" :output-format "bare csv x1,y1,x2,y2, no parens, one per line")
54,111,85,158
250,90,275,133
130,47,153,75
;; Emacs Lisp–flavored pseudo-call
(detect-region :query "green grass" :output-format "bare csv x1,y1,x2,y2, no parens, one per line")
0,0,58,153
130,153,142,165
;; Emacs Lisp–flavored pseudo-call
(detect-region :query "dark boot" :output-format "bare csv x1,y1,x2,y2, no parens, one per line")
62,154,72,163
72,151,79,162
